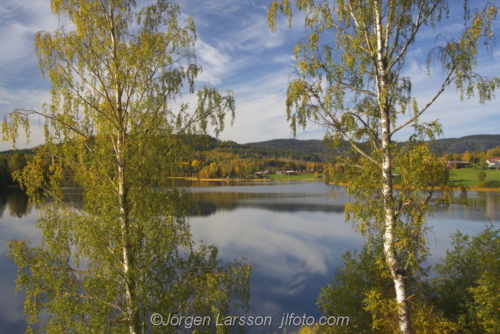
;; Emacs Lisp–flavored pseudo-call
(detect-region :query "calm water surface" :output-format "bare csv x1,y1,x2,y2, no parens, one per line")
0,181,499,333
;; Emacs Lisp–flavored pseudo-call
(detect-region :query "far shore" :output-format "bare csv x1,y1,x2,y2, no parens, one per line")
172,177,500,192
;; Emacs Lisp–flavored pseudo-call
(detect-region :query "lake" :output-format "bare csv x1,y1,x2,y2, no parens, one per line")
0,181,499,333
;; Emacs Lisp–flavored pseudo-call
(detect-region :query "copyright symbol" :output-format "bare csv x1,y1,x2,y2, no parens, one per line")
151,313,163,325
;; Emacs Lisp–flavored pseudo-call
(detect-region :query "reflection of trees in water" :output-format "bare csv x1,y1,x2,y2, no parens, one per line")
1,184,348,219
447,192,500,222
0,191,6,218
189,191,346,217
473,192,500,221
0,188,85,219
5,186,498,221
60,188,84,210
189,192,256,217
425,192,500,222
189,187,500,220
7,188,31,218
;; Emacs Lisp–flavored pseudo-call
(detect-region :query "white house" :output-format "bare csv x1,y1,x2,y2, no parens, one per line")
486,157,500,168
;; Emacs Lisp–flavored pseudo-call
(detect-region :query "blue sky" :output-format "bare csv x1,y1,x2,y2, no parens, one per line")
0,0,499,151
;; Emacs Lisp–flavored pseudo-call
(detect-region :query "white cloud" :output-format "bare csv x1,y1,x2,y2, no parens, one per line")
180,0,247,16
0,0,59,150
272,53,295,66
209,15,285,53
207,8,305,56
1,0,499,150
0,86,49,150
0,24,38,77
195,39,250,85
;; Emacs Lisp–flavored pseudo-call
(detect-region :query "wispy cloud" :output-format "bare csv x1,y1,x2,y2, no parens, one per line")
0,0,59,150
1,0,499,151
180,0,248,17
195,39,249,85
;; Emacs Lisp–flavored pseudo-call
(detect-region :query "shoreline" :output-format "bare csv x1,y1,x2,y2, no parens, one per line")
173,177,500,192
177,177,322,182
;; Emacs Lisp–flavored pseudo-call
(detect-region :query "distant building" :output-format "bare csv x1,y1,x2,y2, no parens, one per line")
446,161,469,169
255,170,274,177
284,170,297,175
486,157,500,168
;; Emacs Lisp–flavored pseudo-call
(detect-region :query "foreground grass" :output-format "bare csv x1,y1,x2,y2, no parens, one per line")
449,168,500,187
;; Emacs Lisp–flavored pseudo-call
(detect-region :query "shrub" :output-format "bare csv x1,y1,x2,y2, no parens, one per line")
483,180,500,188
433,228,500,333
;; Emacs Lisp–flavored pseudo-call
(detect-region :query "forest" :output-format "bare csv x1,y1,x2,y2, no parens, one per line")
4,135,500,186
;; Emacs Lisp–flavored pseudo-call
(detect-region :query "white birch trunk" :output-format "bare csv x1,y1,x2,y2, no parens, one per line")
374,1,412,333
109,6,138,332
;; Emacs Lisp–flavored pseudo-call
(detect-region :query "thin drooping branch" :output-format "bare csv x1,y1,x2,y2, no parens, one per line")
391,65,455,136
306,85,378,164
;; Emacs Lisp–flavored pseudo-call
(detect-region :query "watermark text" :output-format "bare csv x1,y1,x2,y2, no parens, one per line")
150,312,349,329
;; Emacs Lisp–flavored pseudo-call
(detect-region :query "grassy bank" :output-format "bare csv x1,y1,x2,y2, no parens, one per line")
449,168,500,187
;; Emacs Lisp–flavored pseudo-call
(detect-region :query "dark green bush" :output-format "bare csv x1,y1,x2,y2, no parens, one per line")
483,180,500,187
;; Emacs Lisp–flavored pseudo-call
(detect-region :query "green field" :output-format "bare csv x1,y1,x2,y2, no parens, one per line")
449,168,500,187
254,169,500,187
261,169,500,187
268,169,500,187
266,168,500,187
266,173,321,180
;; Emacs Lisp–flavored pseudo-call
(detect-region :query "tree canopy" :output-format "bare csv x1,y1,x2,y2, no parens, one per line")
268,0,499,333
3,0,250,333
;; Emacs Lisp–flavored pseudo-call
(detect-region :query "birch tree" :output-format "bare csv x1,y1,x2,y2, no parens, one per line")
3,0,250,333
268,1,499,333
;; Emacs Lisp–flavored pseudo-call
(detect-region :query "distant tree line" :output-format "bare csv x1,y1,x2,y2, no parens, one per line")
444,146,500,168
184,149,327,179
5,142,500,185
0,151,31,190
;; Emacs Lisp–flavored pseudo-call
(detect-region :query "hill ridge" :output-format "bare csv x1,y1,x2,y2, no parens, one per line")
245,134,500,156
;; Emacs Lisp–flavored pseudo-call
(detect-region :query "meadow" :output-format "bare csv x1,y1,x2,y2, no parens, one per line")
449,168,500,187
267,169,500,189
